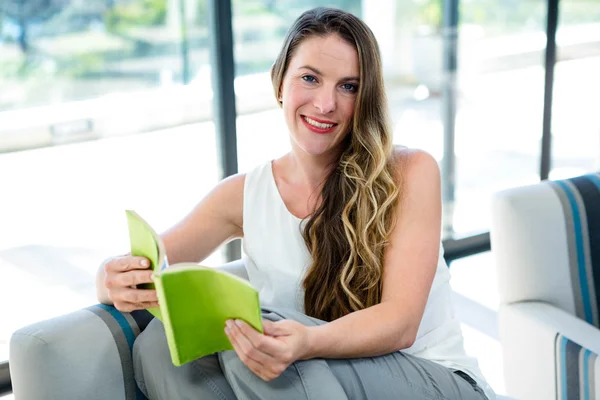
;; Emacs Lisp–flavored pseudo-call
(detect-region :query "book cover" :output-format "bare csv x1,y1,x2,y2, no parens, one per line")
125,210,166,320
125,210,263,366
153,264,263,366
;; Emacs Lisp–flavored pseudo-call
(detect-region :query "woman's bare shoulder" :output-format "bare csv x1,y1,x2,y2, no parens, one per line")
192,172,246,230
217,172,246,192
391,146,440,180
212,173,246,212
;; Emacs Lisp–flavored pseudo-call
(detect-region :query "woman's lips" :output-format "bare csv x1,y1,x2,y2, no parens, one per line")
301,115,337,134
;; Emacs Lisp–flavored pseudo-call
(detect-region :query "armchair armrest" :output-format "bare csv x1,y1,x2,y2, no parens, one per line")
500,301,600,400
8,258,246,400
10,305,152,400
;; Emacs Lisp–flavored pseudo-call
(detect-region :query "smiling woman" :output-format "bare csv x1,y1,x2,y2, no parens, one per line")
96,7,496,400
268,13,397,323
276,34,359,156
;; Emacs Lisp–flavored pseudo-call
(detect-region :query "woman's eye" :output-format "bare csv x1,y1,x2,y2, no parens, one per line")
302,75,317,83
342,83,358,93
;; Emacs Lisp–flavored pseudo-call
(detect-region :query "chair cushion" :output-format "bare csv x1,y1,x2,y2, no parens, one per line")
555,334,600,400
549,173,600,327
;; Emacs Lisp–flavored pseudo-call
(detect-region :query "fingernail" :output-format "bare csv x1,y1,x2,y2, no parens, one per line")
149,274,154,282
235,320,243,327
141,259,150,267
224,327,230,335
226,320,233,328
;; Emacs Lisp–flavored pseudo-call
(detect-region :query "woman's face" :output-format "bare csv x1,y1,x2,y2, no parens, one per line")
279,34,359,158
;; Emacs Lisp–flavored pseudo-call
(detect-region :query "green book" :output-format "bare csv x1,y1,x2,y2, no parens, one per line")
126,210,167,320
125,210,263,366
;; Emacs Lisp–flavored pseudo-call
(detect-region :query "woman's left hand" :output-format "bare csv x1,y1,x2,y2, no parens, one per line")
225,318,312,381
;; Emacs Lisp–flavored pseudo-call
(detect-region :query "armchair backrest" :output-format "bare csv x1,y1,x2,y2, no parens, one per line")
491,173,600,327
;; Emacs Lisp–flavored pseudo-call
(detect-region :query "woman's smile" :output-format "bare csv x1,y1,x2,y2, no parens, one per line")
301,115,338,134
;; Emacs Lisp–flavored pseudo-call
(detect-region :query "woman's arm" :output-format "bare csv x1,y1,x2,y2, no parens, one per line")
95,173,245,309
161,173,245,264
304,148,442,359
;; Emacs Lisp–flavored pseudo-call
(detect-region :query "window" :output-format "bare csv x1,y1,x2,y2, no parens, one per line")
0,0,221,363
551,0,600,179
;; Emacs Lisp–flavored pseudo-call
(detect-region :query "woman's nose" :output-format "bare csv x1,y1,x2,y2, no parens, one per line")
313,87,336,114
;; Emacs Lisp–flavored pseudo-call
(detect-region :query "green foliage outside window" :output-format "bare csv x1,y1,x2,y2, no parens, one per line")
416,0,600,33
104,0,167,31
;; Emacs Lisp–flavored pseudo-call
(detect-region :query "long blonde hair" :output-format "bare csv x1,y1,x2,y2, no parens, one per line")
271,7,400,321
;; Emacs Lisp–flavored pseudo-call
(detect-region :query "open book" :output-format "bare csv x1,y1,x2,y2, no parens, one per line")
125,210,263,366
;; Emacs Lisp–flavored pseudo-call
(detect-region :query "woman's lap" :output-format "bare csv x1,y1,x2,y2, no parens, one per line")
133,318,236,400
133,307,486,400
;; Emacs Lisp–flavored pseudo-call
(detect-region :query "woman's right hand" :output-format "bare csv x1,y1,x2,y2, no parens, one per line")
103,255,159,312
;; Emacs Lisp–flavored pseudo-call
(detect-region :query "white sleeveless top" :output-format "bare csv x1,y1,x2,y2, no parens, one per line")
242,161,495,400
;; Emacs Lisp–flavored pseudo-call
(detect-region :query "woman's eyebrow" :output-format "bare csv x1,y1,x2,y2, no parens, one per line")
299,65,359,82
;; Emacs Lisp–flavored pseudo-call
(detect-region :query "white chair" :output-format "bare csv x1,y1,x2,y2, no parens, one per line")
491,172,600,400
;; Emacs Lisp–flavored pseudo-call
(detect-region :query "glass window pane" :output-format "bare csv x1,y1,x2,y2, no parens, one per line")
550,0,600,179
449,252,505,394
450,0,548,236
0,0,222,363
384,1,547,237
0,0,213,151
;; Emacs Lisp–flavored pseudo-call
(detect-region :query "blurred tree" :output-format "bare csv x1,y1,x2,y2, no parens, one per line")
104,0,167,31
416,0,442,30
0,0,67,53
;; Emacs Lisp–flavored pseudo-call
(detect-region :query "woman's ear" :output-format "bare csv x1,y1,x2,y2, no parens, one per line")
271,64,283,106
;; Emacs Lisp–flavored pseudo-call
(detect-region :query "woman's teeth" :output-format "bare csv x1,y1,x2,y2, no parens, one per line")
303,116,334,129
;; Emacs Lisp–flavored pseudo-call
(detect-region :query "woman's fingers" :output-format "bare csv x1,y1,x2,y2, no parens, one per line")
225,328,272,381
136,301,160,309
227,325,279,381
121,287,158,303
105,256,151,273
114,269,154,287
262,320,288,337
102,255,158,313
226,321,274,364
109,287,158,312
104,255,154,289
225,320,292,381
234,320,286,356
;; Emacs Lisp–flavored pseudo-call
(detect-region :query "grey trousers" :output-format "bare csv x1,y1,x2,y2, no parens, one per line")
133,307,487,400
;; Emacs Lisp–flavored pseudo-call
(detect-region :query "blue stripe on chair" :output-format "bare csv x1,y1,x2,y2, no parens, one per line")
88,305,148,400
560,335,568,400
583,349,591,400
570,175,600,328
555,180,594,324
587,173,600,191
556,334,598,399
98,303,136,350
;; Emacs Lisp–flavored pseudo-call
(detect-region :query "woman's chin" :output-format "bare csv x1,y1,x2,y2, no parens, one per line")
290,132,346,158
297,144,333,157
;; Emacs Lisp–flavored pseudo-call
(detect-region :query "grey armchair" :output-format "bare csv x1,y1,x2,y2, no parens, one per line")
9,259,248,400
